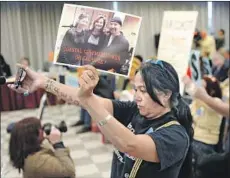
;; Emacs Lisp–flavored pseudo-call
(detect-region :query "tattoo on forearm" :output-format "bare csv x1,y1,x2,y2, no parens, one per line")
45,79,79,105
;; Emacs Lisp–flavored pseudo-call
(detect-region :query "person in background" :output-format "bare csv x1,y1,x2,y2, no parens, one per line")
0,54,12,77
122,55,143,90
20,57,30,67
193,29,202,49
9,117,75,178
183,73,229,178
212,52,229,82
182,75,229,118
222,48,229,69
114,55,144,102
199,30,216,59
190,76,223,177
215,29,225,51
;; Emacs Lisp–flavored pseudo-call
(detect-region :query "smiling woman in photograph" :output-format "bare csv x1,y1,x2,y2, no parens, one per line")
84,15,107,51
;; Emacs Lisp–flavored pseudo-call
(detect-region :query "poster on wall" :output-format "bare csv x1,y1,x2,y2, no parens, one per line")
157,11,198,94
53,4,142,77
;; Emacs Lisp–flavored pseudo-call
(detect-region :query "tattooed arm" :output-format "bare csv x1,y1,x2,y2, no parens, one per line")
7,64,114,114
44,79,80,106
43,78,114,114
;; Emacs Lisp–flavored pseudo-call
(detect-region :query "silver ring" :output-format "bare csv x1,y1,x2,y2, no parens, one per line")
23,90,29,96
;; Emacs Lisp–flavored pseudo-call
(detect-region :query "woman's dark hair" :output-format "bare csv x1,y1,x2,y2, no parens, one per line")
9,117,42,173
203,75,222,98
0,53,6,65
91,16,106,34
140,60,194,178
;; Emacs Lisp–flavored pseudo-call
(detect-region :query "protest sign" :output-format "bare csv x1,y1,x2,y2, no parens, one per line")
157,11,198,94
189,50,202,86
188,51,213,87
201,57,212,76
54,4,142,77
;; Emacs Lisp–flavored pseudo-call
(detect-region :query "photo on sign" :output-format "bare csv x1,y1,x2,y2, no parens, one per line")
53,4,142,77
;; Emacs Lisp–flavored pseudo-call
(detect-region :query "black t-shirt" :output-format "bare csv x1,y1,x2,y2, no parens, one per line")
110,100,189,178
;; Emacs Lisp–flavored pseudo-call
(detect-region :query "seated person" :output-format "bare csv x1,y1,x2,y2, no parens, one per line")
9,117,75,178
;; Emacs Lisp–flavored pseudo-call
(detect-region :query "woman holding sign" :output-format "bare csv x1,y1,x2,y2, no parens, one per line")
8,60,193,178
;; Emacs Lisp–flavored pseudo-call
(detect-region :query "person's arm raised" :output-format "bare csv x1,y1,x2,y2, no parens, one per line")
43,78,80,105
78,66,160,163
43,78,114,114
182,75,229,118
7,64,114,115
197,91,229,118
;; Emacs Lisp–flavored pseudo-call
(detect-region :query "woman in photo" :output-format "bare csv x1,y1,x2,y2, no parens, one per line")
85,16,107,51
82,16,107,65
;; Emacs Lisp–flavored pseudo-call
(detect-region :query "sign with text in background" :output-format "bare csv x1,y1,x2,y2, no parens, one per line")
201,57,212,76
189,50,202,86
188,50,212,87
53,4,142,77
157,11,198,94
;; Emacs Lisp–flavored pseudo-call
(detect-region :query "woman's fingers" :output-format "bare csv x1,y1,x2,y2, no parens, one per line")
85,70,95,80
16,63,37,80
182,76,191,86
81,72,92,84
84,65,98,78
7,84,29,94
78,77,87,88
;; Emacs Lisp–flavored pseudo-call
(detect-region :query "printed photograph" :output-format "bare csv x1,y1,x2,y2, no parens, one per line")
54,4,142,76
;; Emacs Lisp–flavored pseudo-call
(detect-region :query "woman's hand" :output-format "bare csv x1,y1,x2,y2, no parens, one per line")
182,75,208,99
78,65,99,101
45,127,62,145
7,64,47,94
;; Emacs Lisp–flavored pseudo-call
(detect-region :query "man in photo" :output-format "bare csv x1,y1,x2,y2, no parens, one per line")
96,16,130,74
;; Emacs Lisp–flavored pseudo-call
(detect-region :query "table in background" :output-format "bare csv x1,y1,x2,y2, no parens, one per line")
0,83,56,111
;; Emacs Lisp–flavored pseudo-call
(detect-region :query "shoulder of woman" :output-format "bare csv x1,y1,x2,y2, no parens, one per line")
24,148,53,167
